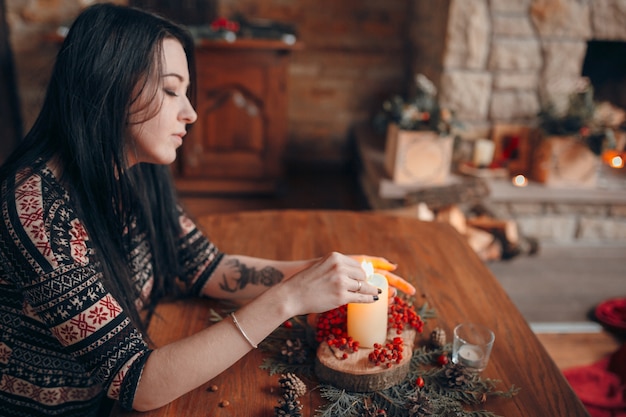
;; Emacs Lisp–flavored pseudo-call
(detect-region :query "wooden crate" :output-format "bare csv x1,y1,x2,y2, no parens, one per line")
383,123,453,185
530,135,600,187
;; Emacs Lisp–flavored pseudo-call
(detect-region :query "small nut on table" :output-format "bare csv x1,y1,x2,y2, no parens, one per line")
207,384,219,392
219,400,230,407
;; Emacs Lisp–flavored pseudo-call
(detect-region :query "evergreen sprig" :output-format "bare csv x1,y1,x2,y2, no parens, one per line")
416,301,437,321
316,387,368,417
258,303,519,417
259,315,316,377
215,298,521,417
311,341,519,417
260,357,315,378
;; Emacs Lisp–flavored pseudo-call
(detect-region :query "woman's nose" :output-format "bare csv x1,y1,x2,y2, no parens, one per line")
182,98,198,124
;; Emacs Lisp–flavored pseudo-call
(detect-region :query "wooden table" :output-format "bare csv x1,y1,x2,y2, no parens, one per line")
112,210,589,417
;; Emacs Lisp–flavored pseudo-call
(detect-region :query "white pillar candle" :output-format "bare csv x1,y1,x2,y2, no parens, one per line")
473,138,495,167
347,268,389,348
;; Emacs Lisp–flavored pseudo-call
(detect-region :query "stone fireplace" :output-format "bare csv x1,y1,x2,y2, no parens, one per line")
583,40,626,110
360,0,626,246
408,0,626,137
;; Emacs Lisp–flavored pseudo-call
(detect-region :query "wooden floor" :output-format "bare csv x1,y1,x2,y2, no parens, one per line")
488,244,626,323
536,331,621,370
178,166,624,373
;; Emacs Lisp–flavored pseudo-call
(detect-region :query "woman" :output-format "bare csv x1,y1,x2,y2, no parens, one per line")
0,3,412,416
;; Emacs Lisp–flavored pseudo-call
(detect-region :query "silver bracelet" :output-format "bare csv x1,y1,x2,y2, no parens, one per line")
230,312,258,349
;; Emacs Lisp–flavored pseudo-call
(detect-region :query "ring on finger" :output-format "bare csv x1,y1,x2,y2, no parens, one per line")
356,280,362,293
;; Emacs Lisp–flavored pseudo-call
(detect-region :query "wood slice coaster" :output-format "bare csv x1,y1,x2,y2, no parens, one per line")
315,329,416,392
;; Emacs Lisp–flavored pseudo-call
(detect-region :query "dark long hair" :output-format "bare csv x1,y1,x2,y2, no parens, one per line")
0,3,197,334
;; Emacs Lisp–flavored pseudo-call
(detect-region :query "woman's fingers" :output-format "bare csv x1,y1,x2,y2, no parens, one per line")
347,275,380,298
344,277,379,299
290,252,403,315
311,253,379,302
388,285,397,300
349,278,364,293
350,254,414,295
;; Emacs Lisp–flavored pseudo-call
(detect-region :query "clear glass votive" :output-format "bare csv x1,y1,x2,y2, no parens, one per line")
451,322,495,373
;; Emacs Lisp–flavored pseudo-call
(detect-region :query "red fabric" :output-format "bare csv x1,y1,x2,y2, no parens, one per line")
609,344,626,386
564,345,626,417
595,298,626,333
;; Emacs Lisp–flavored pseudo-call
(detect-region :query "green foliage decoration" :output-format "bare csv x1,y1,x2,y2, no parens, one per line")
254,300,519,417
538,78,619,155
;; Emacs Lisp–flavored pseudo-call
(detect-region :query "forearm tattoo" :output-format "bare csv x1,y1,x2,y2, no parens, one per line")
219,258,284,293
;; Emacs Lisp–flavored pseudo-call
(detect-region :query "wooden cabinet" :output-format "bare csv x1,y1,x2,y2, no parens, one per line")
174,39,299,194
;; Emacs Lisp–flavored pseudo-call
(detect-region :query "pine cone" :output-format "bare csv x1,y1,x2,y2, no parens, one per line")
443,363,476,388
274,397,303,417
429,327,446,348
281,338,308,364
406,389,433,417
279,373,307,398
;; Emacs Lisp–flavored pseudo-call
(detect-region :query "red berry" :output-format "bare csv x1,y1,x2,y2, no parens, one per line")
415,376,425,388
437,354,449,365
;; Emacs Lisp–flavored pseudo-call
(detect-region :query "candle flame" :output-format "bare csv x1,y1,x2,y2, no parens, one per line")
361,261,374,279
512,174,528,187
602,150,625,169
610,155,624,169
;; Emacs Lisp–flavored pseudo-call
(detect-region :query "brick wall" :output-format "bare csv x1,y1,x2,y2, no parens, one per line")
6,0,127,137
8,0,626,166
217,0,410,165
6,0,410,166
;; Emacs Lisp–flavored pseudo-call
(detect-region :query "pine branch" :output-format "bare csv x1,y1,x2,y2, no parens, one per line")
259,302,519,417
416,301,437,320
410,343,451,367
260,357,314,378
316,386,366,417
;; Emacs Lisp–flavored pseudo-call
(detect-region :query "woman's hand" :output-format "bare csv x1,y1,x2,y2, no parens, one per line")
351,255,416,296
280,252,381,317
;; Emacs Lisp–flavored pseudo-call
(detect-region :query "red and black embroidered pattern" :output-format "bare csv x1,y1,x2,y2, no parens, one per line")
0,166,222,416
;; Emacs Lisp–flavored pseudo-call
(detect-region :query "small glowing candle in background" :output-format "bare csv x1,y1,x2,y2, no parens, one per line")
473,138,495,168
610,155,624,169
347,262,389,348
602,150,625,169
512,174,528,187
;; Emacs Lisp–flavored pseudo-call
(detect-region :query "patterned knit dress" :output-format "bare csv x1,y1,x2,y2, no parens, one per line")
0,166,223,416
